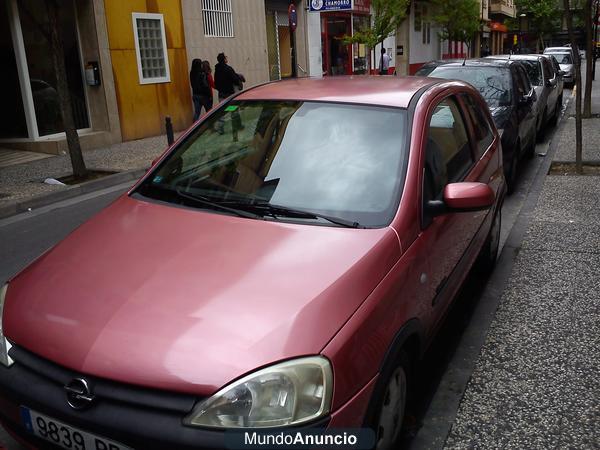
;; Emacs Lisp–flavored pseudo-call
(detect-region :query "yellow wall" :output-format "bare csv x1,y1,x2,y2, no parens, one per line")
105,0,191,141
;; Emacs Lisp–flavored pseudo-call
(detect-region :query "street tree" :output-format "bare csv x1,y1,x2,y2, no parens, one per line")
343,0,410,73
583,0,593,117
513,0,562,52
431,0,480,56
564,0,583,173
21,0,88,178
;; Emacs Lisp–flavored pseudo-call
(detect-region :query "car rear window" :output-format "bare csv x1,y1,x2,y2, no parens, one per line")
136,101,408,228
422,66,512,107
549,52,572,64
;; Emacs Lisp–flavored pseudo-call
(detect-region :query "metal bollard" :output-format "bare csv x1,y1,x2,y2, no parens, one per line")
165,116,174,146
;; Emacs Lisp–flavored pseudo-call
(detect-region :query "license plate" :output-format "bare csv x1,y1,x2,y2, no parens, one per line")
20,406,133,450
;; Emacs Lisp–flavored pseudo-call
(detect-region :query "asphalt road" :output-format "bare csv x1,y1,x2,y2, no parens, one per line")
0,93,571,449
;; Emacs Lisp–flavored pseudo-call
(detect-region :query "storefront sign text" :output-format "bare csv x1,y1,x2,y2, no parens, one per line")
310,0,353,12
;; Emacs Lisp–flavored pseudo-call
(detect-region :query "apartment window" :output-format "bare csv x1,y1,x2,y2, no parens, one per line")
202,0,234,37
132,13,171,84
421,5,431,44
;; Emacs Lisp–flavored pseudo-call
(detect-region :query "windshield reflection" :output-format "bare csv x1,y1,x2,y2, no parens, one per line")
136,101,408,228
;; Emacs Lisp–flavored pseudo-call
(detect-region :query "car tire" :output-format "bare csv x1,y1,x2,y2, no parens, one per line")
536,109,546,143
550,96,562,126
526,127,537,158
365,351,411,450
506,150,519,195
476,207,501,274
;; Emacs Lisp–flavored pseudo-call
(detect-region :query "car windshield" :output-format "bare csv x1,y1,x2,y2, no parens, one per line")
520,60,542,86
551,53,573,64
423,66,512,107
135,100,408,228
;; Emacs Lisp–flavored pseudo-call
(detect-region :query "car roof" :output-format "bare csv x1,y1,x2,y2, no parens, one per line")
487,54,542,62
236,76,440,109
421,58,514,69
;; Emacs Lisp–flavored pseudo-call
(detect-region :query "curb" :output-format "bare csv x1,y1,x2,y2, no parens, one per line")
0,168,147,220
408,95,572,450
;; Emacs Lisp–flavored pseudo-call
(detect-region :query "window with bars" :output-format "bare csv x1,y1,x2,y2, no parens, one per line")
202,0,234,37
132,13,171,84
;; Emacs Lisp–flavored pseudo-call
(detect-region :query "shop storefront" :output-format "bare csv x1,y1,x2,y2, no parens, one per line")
310,0,371,76
490,21,508,55
0,0,124,154
1,0,89,141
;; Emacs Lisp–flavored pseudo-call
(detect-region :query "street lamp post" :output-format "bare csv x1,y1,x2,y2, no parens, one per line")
519,13,527,54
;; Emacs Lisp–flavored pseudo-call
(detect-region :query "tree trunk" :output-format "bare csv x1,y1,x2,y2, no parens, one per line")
583,0,593,117
47,0,87,178
564,0,583,174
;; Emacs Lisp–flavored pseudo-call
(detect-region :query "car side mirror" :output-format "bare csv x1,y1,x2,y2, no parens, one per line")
547,78,558,87
426,182,495,218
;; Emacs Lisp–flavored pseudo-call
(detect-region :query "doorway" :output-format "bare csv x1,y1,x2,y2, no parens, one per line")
321,15,352,76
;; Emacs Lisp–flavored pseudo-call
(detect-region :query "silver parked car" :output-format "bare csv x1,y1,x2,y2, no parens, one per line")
543,47,575,86
487,54,563,136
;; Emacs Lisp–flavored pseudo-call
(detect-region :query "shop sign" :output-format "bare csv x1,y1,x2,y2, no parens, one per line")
309,0,353,12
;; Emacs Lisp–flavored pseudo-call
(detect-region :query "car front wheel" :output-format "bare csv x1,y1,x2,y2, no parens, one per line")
366,352,410,450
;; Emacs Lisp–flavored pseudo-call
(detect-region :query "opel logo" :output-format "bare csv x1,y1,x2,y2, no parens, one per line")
64,378,95,410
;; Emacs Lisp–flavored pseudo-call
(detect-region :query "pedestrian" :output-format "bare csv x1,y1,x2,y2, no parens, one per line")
214,52,241,102
214,52,243,138
379,48,391,75
201,60,215,109
189,58,211,121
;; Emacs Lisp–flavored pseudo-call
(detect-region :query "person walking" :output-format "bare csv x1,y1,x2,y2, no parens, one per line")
214,52,241,102
379,48,391,75
190,58,212,121
201,60,214,110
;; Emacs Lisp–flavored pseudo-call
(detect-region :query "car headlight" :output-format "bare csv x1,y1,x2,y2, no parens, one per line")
0,284,13,367
183,356,333,428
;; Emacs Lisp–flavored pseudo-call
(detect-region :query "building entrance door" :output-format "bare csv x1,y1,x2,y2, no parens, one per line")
322,15,352,76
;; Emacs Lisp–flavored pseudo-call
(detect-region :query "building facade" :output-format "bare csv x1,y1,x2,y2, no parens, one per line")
488,0,515,54
1,0,310,154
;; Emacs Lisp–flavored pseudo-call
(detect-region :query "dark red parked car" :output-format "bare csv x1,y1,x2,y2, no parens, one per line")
0,76,505,450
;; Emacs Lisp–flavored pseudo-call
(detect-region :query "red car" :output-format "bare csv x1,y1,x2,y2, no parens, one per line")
0,76,504,450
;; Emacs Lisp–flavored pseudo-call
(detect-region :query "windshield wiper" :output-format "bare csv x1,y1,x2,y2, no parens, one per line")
175,189,261,220
219,200,363,228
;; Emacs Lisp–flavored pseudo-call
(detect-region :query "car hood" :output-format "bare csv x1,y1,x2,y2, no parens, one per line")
5,196,400,395
489,106,512,129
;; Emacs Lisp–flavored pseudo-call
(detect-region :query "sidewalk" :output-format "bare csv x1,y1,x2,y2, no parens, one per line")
444,65,600,447
0,132,178,215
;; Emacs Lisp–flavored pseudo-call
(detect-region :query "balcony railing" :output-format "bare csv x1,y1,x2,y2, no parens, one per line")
489,0,516,17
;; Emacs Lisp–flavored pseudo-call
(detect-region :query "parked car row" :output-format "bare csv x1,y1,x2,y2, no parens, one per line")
416,50,566,193
0,76,507,450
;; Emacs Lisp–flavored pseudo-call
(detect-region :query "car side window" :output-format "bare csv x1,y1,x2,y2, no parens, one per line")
461,94,494,159
542,59,553,81
423,97,474,226
514,67,527,98
518,66,531,93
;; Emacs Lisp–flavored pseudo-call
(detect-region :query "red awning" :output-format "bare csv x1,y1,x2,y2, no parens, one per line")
490,22,508,33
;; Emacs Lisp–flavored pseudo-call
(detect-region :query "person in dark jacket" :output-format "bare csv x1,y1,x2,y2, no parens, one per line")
190,58,212,121
214,53,241,101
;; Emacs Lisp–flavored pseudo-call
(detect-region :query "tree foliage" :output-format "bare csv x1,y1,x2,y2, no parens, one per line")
343,0,410,48
431,0,480,45
512,0,562,49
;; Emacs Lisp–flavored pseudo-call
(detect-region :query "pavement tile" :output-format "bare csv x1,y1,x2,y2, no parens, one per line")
446,244,600,449
533,177,600,224
521,221,600,253
554,117,600,162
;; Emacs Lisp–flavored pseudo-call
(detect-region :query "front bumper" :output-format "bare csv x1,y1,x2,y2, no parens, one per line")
0,346,330,449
